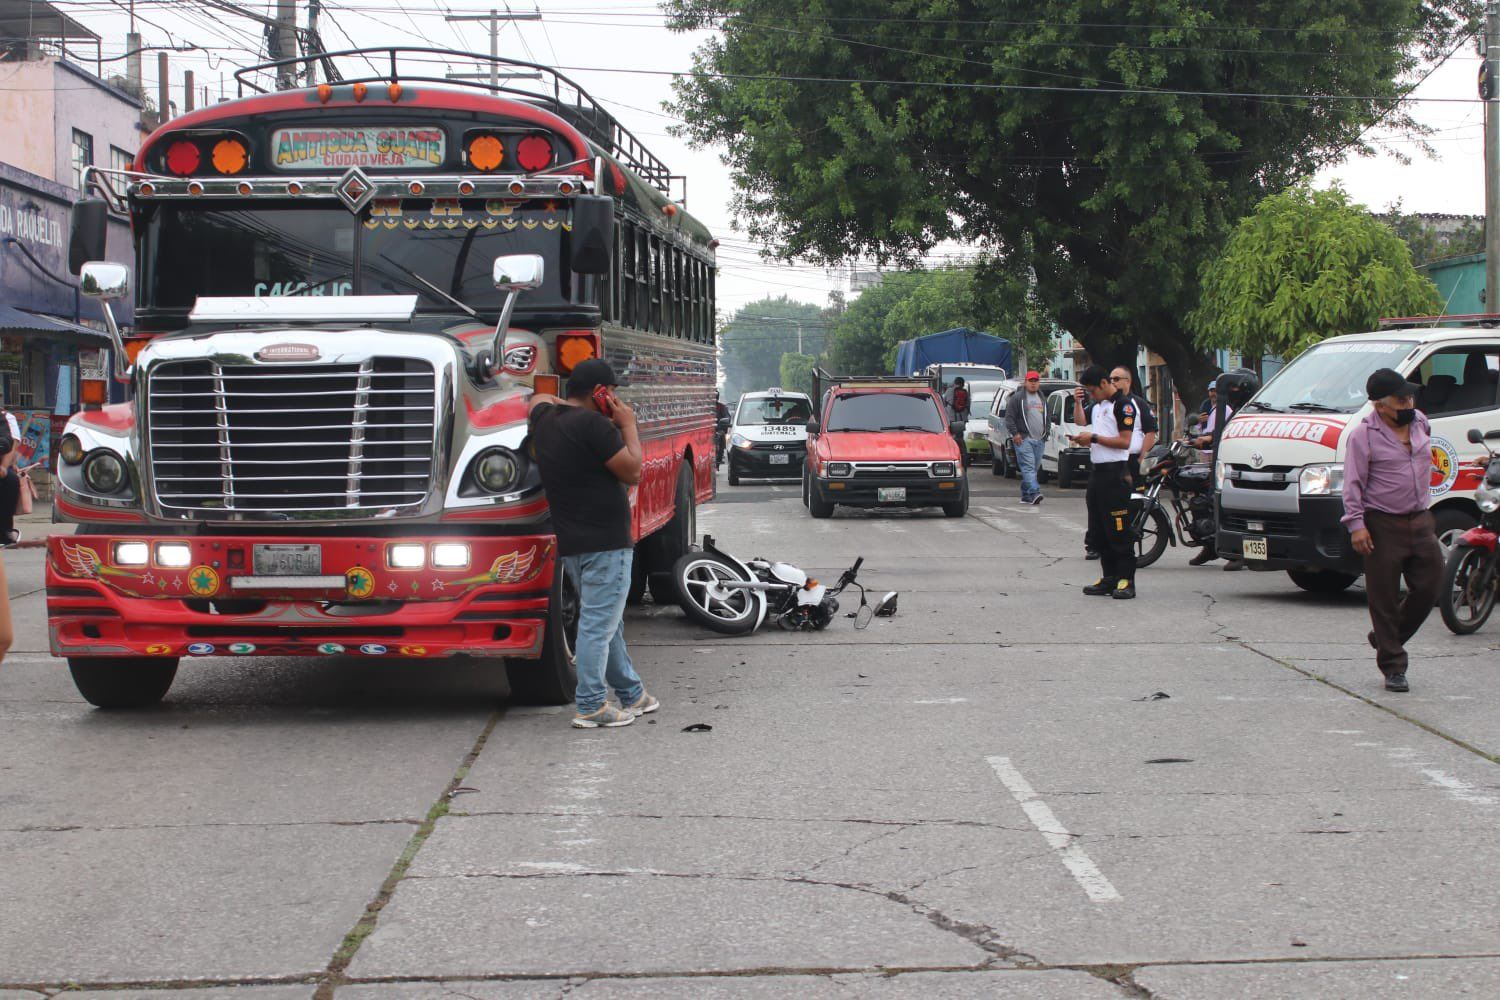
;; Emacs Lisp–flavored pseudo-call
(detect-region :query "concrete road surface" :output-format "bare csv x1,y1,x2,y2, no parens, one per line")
3,466,1499,998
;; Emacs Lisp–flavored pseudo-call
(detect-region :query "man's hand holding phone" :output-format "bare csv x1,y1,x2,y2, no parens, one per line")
597,387,635,429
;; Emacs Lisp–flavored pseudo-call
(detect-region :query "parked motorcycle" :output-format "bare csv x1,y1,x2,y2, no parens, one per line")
671,535,897,635
1438,427,1500,634
1130,440,1217,569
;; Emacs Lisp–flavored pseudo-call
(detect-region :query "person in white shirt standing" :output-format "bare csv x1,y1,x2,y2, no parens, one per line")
0,407,20,546
1069,364,1139,600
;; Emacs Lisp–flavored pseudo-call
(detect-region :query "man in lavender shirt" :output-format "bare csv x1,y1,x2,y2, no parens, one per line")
1341,368,1443,693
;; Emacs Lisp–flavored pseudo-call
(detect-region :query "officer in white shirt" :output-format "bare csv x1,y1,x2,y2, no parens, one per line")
1068,364,1139,599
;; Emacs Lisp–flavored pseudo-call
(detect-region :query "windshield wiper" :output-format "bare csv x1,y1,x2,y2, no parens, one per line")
878,425,935,432
375,254,478,318
1286,402,1342,413
1242,401,1284,413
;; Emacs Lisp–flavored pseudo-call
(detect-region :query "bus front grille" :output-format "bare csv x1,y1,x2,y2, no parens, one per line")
147,358,437,513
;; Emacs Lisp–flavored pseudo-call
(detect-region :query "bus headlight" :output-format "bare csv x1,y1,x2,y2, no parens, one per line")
82,450,128,494
59,434,85,466
1299,464,1344,496
1477,483,1500,514
471,448,523,494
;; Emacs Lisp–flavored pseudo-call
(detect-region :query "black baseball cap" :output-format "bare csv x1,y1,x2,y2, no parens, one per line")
1366,368,1420,400
566,358,623,397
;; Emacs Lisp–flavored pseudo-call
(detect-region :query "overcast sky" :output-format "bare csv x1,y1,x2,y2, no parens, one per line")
39,0,1493,317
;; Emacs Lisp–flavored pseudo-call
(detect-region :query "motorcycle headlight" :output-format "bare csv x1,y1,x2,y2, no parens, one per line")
826,462,852,478
730,432,751,448
1478,484,1500,514
82,450,129,495
1299,464,1344,496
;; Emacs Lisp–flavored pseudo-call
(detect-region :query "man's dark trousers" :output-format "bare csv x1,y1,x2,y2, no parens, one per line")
1362,509,1443,678
1087,461,1136,583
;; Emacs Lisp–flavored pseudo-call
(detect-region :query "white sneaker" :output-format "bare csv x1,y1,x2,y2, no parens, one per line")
572,704,635,728
625,691,660,716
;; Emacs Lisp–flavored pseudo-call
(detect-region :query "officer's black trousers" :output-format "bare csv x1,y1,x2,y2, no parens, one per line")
1086,461,1135,584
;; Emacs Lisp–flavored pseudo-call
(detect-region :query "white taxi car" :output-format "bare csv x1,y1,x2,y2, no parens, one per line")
726,388,814,485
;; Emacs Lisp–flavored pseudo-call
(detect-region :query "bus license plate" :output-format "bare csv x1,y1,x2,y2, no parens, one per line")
769,453,790,465
1243,537,1268,560
253,544,322,576
878,487,906,503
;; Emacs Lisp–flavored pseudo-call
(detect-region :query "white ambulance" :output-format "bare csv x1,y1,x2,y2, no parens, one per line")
725,388,814,486
1216,323,1500,593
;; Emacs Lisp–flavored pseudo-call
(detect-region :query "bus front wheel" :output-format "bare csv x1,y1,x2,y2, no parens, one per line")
506,564,579,705
69,657,178,709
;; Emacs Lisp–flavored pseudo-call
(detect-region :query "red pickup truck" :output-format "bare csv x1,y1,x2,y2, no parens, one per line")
802,372,969,518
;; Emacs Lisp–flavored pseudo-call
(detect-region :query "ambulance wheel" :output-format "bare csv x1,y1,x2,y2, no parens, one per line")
1286,569,1358,594
507,565,579,705
68,657,178,709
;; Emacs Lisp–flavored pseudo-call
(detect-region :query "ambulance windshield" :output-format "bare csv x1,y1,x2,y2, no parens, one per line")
1252,341,1414,413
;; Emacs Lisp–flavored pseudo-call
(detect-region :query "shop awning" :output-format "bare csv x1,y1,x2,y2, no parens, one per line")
0,304,112,346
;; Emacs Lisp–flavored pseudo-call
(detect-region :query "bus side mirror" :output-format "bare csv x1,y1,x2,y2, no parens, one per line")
69,198,109,275
806,419,820,436
569,195,613,275
481,254,547,381
79,261,132,380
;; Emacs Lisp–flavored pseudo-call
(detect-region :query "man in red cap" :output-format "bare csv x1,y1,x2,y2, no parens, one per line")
1004,370,1051,504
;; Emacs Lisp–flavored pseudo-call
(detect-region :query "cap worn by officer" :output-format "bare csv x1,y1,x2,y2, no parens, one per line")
1366,368,1420,401
566,358,623,398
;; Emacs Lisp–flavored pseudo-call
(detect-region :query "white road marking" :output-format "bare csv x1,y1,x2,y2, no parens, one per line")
985,755,1122,902
1416,768,1497,807
914,697,969,704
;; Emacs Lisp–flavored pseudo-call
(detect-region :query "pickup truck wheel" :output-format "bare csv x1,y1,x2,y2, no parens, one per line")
942,486,970,518
1286,569,1358,594
808,482,834,518
506,564,579,705
68,657,178,709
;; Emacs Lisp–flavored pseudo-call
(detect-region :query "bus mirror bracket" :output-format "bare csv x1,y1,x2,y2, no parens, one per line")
477,254,546,381
79,261,133,381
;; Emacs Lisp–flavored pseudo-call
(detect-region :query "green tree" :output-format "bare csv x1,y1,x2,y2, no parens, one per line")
779,352,819,396
668,0,1476,405
1192,185,1442,360
1380,204,1485,265
718,296,827,402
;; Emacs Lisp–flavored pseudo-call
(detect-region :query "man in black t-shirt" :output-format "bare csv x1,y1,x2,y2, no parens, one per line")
528,359,658,728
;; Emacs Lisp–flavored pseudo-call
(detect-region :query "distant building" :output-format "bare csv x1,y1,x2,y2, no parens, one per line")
0,0,141,465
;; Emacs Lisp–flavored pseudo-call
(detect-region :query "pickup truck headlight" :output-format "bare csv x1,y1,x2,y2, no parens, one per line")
826,462,852,478
1299,464,1344,496
930,462,957,478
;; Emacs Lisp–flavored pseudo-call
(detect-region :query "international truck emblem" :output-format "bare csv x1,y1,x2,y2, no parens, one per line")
335,167,376,213
256,343,321,363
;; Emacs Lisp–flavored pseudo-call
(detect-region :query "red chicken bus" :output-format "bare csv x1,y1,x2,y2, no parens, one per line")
51,48,716,708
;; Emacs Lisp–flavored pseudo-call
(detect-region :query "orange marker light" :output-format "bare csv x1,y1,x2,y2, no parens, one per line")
467,135,504,172
662,203,678,217
388,83,403,102
408,180,425,196
555,333,598,374
287,181,303,195
80,380,107,406
533,373,560,396
212,138,248,175
352,82,368,102
236,181,253,196
458,180,475,196
317,83,333,103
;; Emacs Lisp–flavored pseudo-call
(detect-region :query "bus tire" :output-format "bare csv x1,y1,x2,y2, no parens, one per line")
645,461,696,604
1286,569,1358,594
68,657,178,709
506,563,579,705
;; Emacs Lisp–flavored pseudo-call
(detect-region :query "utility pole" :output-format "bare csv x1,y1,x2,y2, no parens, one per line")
1487,0,1500,311
306,0,320,87
272,0,298,90
444,8,541,89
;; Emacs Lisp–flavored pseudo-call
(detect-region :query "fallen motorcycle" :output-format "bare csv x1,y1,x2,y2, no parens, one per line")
671,535,897,635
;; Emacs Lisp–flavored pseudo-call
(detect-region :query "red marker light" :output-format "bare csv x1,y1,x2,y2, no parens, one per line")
165,140,201,176
515,134,553,172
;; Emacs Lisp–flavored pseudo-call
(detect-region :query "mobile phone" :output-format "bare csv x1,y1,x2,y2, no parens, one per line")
591,384,615,418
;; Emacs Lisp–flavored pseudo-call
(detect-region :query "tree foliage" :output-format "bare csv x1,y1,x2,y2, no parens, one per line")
1380,204,1484,265
1192,185,1442,360
718,296,827,402
668,0,1478,403
778,352,819,396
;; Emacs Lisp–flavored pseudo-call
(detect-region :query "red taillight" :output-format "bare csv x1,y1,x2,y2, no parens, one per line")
165,140,200,176
554,331,600,375
516,135,554,172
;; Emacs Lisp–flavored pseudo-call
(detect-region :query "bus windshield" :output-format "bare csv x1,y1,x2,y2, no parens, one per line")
140,201,571,314
1251,341,1415,413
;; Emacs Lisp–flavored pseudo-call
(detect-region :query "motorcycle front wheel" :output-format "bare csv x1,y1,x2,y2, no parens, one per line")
671,552,767,635
1133,505,1172,569
1439,543,1498,635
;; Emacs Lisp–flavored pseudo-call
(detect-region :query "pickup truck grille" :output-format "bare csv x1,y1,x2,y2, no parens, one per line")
147,358,436,512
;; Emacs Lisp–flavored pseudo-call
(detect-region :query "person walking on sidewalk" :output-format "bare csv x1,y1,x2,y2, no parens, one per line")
1070,364,1139,600
528,359,660,727
1342,368,1443,694
1005,370,1050,505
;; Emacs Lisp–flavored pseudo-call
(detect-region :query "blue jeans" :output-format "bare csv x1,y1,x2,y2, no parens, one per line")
1016,437,1045,499
562,548,644,714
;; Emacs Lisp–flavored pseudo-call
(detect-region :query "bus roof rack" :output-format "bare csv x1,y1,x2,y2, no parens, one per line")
233,47,674,194
811,367,940,403
1378,313,1500,329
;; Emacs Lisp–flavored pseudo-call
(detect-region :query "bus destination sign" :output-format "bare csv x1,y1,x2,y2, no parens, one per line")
271,126,446,171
